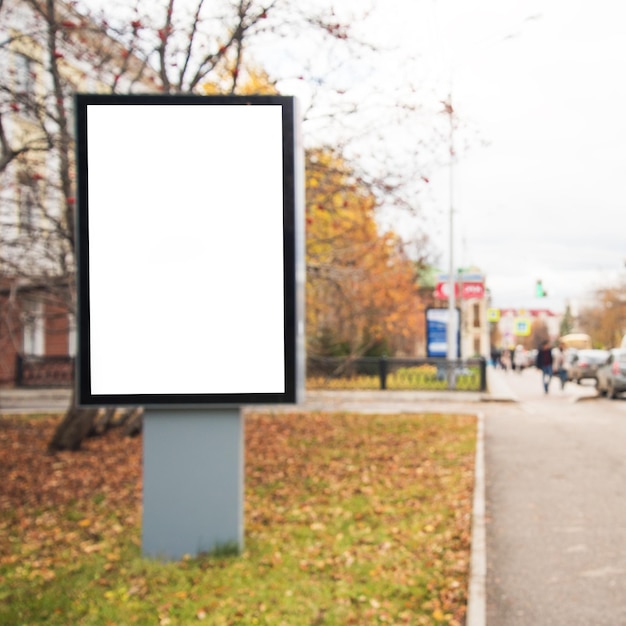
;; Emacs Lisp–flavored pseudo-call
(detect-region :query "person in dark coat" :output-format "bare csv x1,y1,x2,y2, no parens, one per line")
535,339,554,393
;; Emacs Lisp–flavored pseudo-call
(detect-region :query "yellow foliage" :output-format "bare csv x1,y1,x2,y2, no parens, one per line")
199,69,424,357
306,148,422,356
201,65,278,95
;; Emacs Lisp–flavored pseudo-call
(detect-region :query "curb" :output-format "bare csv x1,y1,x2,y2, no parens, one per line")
480,395,518,403
466,411,486,626
572,393,600,402
485,367,520,403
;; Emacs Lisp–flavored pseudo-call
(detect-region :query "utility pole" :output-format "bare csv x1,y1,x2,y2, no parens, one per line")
445,94,457,386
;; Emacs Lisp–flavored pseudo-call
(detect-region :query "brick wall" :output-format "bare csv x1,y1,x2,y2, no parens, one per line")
0,295,22,387
45,302,70,356
0,288,72,387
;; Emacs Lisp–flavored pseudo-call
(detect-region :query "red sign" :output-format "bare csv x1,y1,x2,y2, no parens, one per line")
435,281,485,300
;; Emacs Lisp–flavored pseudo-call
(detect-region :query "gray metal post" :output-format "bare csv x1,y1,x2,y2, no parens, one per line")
142,408,243,560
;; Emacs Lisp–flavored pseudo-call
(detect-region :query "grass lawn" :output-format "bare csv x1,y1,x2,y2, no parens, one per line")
0,411,476,625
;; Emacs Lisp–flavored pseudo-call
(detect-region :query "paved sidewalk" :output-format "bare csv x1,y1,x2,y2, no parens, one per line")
0,387,72,413
0,371,510,414
484,367,626,626
0,362,530,413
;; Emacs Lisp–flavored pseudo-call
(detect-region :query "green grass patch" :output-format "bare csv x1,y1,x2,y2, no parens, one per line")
0,411,476,625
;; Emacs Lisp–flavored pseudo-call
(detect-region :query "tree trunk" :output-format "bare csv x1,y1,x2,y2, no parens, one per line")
122,407,144,437
48,389,98,451
91,407,144,437
90,407,116,437
48,394,145,450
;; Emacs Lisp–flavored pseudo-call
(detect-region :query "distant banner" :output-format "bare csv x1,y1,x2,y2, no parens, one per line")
435,281,485,300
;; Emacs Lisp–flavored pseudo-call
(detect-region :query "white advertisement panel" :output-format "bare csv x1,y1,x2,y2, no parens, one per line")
75,95,302,406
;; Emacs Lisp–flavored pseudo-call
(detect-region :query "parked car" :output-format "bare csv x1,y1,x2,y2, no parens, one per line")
567,349,609,384
596,349,626,398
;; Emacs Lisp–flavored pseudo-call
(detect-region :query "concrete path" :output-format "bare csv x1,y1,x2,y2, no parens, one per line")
0,387,72,413
484,367,626,625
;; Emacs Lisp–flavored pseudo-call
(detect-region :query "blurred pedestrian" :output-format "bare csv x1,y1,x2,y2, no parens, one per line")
535,340,553,393
552,343,567,389
501,349,511,372
513,345,526,373
490,346,500,368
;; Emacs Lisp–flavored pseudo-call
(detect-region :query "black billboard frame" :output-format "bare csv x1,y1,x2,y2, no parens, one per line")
75,93,302,407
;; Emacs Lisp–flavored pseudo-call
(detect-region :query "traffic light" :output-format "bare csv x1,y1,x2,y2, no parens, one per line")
535,279,547,297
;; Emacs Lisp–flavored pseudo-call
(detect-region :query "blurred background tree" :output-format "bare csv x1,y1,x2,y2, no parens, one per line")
578,282,626,348
1,0,442,449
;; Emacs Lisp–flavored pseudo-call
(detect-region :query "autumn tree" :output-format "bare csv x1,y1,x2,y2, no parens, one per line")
1,0,444,450
205,71,431,359
529,317,550,349
0,0,377,449
306,148,421,359
578,281,626,348
206,72,429,359
559,303,575,337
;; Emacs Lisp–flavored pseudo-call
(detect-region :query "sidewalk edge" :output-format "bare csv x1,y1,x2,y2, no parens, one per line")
466,411,486,626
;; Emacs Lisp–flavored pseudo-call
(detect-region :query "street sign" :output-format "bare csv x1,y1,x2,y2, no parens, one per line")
426,308,461,357
435,281,485,300
514,317,531,336
487,308,501,322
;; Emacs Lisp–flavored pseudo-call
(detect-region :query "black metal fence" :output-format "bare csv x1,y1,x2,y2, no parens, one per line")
307,356,487,392
13,354,487,392
15,355,74,388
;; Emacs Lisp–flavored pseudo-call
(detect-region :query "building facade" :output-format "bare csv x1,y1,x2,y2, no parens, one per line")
427,269,490,359
0,0,158,386
493,307,562,351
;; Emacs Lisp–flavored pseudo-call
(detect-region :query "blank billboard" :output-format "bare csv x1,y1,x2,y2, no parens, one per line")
75,94,302,406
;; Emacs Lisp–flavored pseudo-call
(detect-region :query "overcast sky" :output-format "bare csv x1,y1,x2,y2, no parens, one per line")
83,0,626,314
354,0,626,313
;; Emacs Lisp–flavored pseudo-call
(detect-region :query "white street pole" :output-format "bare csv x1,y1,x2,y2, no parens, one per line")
446,92,457,380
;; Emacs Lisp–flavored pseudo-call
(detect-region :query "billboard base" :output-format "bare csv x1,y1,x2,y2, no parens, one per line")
142,408,243,560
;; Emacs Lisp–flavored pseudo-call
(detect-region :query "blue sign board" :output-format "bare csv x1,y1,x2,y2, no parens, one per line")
426,308,461,358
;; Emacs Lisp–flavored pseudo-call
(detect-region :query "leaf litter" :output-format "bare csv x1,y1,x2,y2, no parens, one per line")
0,410,475,625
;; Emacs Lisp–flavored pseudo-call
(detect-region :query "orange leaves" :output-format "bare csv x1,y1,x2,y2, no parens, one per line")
0,415,142,585
305,149,421,356
243,410,475,623
1,411,474,624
